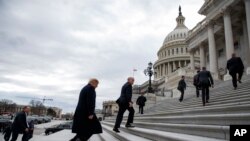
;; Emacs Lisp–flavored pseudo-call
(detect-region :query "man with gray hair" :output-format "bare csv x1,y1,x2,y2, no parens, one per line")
113,77,135,133
71,78,102,141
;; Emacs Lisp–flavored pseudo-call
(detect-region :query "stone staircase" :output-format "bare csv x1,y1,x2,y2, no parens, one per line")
98,75,250,141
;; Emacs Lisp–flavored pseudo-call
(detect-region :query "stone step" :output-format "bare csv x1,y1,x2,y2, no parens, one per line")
29,130,102,141
105,101,250,121
157,95,250,110
99,129,119,141
102,123,152,141
135,103,250,117
146,88,250,111
144,97,250,114
146,86,250,112
132,113,250,125
102,122,227,141
103,121,229,140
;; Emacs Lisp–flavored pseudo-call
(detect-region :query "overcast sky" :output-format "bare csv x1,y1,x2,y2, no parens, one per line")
0,0,204,113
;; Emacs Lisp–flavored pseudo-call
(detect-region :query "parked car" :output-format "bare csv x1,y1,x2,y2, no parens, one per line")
45,121,72,135
0,119,12,133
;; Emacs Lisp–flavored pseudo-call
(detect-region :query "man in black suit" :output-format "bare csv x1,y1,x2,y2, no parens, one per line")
136,94,147,114
71,78,102,141
198,67,214,106
10,106,30,141
113,77,135,133
227,53,245,90
193,70,200,98
178,76,187,102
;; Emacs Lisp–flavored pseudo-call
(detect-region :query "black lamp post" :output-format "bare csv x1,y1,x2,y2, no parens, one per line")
144,62,154,93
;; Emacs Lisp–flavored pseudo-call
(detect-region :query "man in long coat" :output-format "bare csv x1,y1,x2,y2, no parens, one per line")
227,53,245,90
10,106,30,141
71,79,102,141
113,77,135,133
198,67,214,106
136,94,147,114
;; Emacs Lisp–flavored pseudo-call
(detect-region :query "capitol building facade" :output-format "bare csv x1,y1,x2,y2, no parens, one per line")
134,0,250,97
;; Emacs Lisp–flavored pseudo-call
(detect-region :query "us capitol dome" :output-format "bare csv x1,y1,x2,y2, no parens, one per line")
154,6,199,80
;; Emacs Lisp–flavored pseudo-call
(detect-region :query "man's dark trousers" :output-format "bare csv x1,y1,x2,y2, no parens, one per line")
114,104,134,129
10,131,29,141
201,85,209,105
196,86,200,97
230,71,243,88
139,105,144,114
179,89,184,101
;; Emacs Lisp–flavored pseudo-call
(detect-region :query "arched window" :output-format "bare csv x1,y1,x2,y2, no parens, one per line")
172,49,174,55
181,48,183,53
168,50,170,56
176,48,179,54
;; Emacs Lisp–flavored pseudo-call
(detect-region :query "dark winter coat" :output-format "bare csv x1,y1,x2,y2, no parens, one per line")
136,96,147,106
227,57,244,74
177,79,186,91
197,70,214,87
72,84,102,135
11,111,28,134
116,82,132,106
193,74,199,86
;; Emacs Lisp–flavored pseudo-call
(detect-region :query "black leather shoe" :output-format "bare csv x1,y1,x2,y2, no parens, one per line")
125,124,135,128
113,128,120,133
238,80,242,83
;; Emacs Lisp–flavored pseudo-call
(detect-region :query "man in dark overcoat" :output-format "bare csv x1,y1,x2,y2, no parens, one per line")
197,67,214,106
71,78,102,141
113,77,135,133
178,76,187,102
227,53,245,90
10,106,30,141
136,94,147,114
193,70,200,97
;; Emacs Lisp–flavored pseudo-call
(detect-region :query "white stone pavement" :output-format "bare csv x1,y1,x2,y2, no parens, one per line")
0,120,73,141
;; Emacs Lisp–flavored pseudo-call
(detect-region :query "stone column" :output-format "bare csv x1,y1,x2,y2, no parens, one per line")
160,65,162,77
245,0,250,50
173,61,176,71
179,61,181,68
168,62,171,75
199,45,205,69
190,51,195,70
184,60,187,66
163,64,166,76
223,9,234,82
223,9,235,60
244,0,250,74
243,20,250,75
208,23,218,75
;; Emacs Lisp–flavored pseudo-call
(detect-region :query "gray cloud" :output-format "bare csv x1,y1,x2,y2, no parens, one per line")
0,0,204,113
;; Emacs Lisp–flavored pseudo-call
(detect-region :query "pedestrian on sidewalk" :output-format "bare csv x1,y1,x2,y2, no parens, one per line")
3,123,12,141
113,77,135,133
227,53,245,90
193,70,201,98
178,76,186,102
27,120,34,140
10,106,30,141
71,78,102,141
197,67,214,106
136,94,147,114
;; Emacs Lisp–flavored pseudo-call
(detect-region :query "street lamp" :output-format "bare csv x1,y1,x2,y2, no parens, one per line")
144,62,154,93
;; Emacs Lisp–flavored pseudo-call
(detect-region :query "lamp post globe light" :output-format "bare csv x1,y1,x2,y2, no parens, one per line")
144,62,154,93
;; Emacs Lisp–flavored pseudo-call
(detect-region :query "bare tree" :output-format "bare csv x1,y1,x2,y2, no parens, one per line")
0,99,16,113
29,100,46,115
